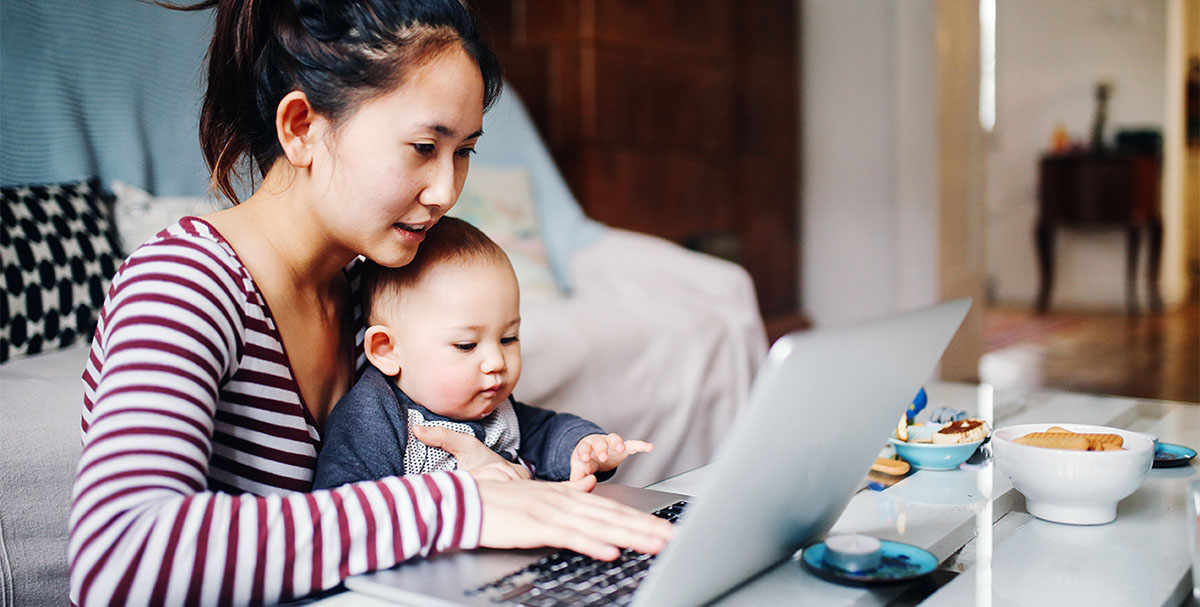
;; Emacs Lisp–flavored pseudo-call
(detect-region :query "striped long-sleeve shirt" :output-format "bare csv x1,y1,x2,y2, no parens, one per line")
69,217,483,606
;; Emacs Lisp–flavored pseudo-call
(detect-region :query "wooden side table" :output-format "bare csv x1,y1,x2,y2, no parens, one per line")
1034,152,1163,313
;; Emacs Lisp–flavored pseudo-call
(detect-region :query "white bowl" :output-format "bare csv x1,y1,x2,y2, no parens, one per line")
992,423,1154,525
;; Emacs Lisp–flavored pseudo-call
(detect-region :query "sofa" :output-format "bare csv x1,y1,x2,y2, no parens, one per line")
0,2,768,605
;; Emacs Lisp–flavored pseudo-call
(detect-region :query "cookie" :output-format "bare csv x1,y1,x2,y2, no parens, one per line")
1079,433,1123,451
1016,427,1124,451
1013,432,1090,451
871,457,910,476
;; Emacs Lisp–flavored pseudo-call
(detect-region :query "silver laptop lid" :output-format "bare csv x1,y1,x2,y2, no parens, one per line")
631,297,971,607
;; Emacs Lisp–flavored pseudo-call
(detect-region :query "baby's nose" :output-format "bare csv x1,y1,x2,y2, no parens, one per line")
480,348,506,373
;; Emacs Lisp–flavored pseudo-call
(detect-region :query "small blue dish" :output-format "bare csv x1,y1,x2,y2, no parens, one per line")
800,539,938,585
1153,442,1196,468
889,435,984,470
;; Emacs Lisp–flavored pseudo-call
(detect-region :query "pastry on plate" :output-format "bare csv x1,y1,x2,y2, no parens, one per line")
931,419,989,445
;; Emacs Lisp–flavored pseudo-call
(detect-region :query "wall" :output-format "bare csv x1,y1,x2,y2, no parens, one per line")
476,1,800,316
935,0,988,382
798,0,985,381
985,0,1169,309
799,1,934,324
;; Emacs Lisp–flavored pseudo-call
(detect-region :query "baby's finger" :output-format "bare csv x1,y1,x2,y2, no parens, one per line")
569,450,595,482
576,443,593,463
564,473,597,491
606,434,627,454
623,440,654,454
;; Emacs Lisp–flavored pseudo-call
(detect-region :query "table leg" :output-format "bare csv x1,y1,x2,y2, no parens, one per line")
1035,220,1055,313
1147,217,1164,312
1127,223,1141,315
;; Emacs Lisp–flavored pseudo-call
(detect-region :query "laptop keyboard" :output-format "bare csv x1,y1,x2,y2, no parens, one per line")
468,500,689,606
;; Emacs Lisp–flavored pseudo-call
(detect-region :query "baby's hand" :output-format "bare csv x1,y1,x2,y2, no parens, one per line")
471,461,531,483
569,433,654,481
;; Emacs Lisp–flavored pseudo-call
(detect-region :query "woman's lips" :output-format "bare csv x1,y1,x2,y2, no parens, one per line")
394,223,427,243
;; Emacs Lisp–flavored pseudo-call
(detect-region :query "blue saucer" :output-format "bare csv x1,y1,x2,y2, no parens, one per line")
1153,442,1196,468
800,539,938,585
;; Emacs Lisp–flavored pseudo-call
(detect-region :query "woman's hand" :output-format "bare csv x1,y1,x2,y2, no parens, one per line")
570,433,654,481
474,476,676,561
412,425,532,480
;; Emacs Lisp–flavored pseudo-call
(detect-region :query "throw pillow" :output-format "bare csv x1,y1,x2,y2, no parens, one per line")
451,165,560,299
109,180,224,254
0,177,122,363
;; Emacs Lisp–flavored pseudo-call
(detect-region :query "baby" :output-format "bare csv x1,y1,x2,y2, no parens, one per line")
314,217,651,489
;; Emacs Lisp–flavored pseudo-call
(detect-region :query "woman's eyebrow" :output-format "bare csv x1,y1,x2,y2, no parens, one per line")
422,123,484,140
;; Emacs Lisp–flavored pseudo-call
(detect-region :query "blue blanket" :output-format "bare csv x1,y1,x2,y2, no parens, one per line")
1,0,212,195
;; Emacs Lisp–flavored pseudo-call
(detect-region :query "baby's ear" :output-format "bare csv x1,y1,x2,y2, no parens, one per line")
364,325,401,376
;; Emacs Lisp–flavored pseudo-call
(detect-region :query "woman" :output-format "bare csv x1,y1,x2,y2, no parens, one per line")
68,1,673,605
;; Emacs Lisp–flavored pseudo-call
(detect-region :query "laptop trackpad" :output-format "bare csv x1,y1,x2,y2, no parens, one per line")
593,483,692,513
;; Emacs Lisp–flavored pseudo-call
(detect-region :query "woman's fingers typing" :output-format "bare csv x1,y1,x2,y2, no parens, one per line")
474,478,676,561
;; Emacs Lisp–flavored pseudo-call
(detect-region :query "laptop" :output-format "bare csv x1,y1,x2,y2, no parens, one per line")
344,297,972,607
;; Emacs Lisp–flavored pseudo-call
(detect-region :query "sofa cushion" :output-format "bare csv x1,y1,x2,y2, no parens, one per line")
451,165,560,299
1,177,122,363
0,343,88,607
108,180,222,254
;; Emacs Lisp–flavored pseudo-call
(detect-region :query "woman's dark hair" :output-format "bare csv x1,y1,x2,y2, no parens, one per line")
164,0,502,203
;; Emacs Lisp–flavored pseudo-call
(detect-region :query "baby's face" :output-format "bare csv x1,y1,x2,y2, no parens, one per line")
384,257,522,420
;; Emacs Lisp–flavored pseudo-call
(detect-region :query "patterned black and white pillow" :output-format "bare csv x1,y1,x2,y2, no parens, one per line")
1,177,123,363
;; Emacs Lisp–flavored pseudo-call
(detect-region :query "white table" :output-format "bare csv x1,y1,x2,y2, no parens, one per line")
312,382,1200,607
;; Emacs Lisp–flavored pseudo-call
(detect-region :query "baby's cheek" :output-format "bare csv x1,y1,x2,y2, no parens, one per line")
431,379,480,413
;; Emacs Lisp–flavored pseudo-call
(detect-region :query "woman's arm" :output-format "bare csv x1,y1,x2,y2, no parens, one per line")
69,235,481,606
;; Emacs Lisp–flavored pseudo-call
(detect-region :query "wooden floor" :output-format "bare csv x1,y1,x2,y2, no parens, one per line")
979,301,1199,403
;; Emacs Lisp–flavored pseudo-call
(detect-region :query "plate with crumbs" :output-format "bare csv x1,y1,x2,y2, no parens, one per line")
1152,442,1196,468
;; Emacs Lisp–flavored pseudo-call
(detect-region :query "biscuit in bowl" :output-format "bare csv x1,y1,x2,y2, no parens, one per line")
1013,428,1124,451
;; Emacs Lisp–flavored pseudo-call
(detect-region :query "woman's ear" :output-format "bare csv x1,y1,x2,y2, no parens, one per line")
364,325,402,377
275,90,322,168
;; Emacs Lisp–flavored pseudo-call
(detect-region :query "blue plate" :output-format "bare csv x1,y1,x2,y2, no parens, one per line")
800,539,938,585
888,437,984,470
1153,442,1196,468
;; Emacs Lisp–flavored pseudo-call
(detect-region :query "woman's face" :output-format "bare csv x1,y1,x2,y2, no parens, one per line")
313,46,486,267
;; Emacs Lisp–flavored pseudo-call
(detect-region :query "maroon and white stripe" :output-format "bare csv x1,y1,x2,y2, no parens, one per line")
70,218,482,607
